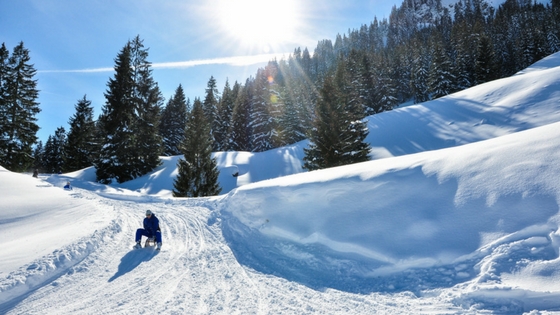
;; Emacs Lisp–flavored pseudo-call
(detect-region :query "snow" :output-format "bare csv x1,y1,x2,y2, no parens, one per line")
1,52,560,314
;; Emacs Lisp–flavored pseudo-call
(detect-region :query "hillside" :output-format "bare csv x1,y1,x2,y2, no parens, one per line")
70,52,560,196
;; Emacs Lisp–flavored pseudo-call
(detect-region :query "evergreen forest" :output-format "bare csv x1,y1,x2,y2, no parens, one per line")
1,0,559,195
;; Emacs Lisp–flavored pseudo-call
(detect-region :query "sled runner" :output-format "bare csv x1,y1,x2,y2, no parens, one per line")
144,236,157,248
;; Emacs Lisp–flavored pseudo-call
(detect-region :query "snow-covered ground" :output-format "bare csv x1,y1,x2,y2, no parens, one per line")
1,52,560,314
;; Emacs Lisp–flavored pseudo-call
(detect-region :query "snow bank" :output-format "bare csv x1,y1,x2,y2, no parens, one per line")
219,121,560,295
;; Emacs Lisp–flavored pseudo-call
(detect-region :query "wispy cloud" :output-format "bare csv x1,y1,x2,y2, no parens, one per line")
38,53,289,74
39,67,114,73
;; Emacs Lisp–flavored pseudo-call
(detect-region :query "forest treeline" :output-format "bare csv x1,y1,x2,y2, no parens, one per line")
1,0,559,195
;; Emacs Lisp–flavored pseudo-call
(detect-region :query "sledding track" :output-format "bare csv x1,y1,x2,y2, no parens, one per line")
1,188,461,314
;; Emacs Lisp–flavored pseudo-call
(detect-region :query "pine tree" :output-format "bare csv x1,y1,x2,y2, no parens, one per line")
229,79,253,151
95,36,162,184
372,54,399,112
160,84,189,156
31,140,44,172
43,135,56,173
475,34,498,84
129,36,163,176
95,42,135,184
303,68,370,171
0,42,41,172
0,43,8,167
250,68,274,152
214,80,238,151
275,59,303,146
0,43,8,101
410,48,430,104
428,41,455,99
333,59,371,167
303,76,341,171
43,127,66,173
173,98,221,197
203,76,220,149
64,95,96,172
277,89,305,145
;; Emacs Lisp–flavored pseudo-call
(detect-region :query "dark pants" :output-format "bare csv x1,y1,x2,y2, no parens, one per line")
135,228,162,243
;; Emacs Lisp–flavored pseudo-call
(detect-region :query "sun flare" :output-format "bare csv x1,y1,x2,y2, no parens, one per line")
217,0,300,52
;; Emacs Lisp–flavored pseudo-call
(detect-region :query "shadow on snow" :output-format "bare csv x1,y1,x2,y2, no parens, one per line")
108,249,158,282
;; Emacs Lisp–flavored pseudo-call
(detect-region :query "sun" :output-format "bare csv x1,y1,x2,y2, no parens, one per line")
217,0,300,53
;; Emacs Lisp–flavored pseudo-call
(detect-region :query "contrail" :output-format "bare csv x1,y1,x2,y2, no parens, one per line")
38,53,288,73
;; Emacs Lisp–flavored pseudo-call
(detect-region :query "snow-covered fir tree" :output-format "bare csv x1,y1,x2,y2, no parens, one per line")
95,36,162,184
129,36,163,176
31,140,44,172
95,42,136,184
410,44,430,104
250,68,275,152
0,42,41,172
475,34,498,85
43,127,66,173
214,79,238,151
428,41,455,99
173,98,221,197
303,63,370,171
203,76,220,150
229,79,253,152
160,84,189,156
64,95,96,172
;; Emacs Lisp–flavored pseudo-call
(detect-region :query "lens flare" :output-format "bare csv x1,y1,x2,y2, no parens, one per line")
217,0,300,52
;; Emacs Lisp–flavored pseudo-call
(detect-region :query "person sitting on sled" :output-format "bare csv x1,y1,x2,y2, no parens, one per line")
63,181,72,190
134,210,162,250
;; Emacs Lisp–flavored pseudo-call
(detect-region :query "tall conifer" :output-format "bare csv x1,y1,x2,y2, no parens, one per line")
43,127,66,173
95,36,162,183
203,76,219,149
230,79,253,151
303,65,370,171
173,98,221,197
129,35,163,176
0,42,40,172
250,68,274,152
95,42,135,184
214,80,237,151
160,84,189,156
64,95,96,171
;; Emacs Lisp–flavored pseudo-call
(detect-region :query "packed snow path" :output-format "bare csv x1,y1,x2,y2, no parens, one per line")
0,188,461,314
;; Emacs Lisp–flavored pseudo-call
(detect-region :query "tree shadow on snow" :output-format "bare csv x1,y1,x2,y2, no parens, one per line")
108,249,158,282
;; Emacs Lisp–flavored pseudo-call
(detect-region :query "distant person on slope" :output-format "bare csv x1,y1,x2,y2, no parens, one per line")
134,210,162,250
63,181,72,190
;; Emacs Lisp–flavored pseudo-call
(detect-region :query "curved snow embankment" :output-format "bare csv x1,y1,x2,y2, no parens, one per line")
0,218,121,310
219,121,560,294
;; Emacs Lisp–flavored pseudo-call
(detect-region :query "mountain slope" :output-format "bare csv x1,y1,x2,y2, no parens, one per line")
74,52,560,197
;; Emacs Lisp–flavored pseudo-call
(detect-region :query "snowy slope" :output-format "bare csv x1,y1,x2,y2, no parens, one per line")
221,121,560,296
67,53,560,197
1,52,560,314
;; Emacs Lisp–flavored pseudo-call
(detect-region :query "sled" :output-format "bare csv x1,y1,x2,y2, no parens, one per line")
144,237,157,248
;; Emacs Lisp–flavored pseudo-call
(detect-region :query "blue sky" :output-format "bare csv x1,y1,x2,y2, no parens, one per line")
1,0,397,144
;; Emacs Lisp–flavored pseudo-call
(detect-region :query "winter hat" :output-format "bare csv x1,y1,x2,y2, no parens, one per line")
146,210,152,216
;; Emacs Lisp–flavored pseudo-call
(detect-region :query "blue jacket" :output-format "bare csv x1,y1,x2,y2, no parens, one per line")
143,214,160,236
